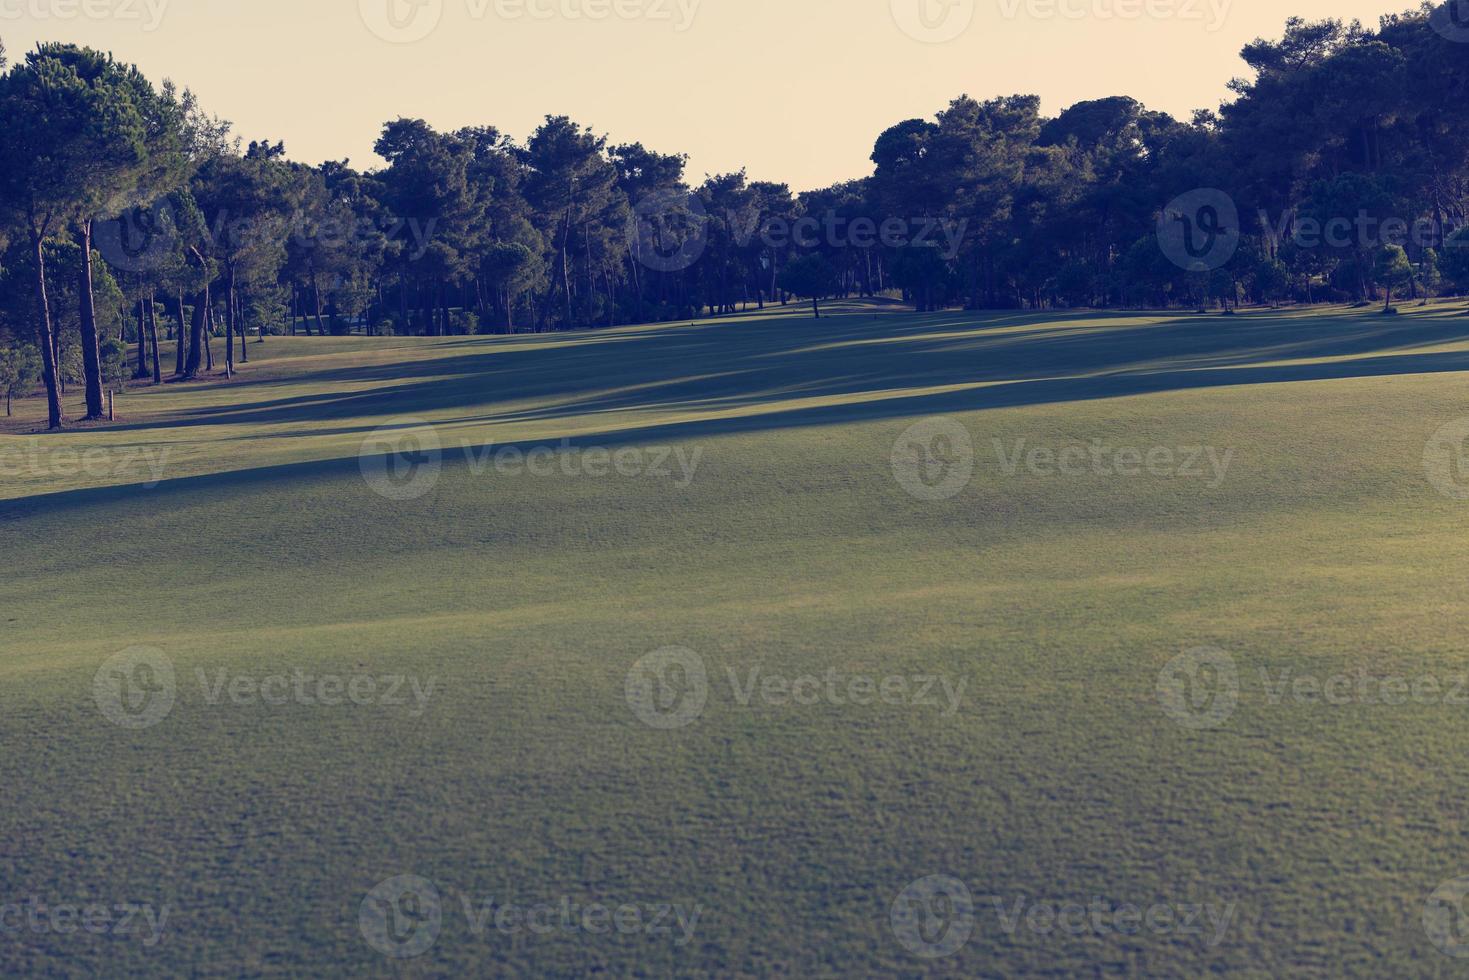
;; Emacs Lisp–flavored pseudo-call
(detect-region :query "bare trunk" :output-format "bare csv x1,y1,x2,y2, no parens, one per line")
30,230,64,429
237,285,249,362
134,299,149,379
76,220,106,418
184,285,208,378
223,265,236,379
204,303,215,372
560,205,574,327
148,295,162,385
312,274,326,336
175,292,188,376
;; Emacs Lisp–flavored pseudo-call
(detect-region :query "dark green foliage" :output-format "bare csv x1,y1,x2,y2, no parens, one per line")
778,254,839,318
1,10,1468,423
0,339,40,414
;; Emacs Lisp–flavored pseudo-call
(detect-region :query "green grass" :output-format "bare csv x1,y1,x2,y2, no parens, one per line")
5,300,1469,975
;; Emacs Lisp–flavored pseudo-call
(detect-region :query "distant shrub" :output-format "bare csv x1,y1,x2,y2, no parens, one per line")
449,311,480,335
100,337,129,385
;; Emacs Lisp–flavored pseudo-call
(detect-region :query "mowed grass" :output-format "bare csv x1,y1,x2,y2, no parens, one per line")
4,301,1469,975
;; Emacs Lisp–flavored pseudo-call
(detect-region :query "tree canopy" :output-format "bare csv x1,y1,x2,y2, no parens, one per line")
2,6,1469,426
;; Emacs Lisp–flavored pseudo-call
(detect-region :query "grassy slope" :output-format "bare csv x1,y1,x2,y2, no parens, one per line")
4,302,1469,975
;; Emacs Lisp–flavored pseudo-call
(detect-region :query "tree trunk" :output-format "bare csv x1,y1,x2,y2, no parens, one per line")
29,230,64,429
223,265,236,379
237,285,248,362
76,220,106,419
184,286,208,378
148,295,162,385
134,300,150,379
175,292,188,376
312,274,327,336
560,206,574,327
204,303,215,372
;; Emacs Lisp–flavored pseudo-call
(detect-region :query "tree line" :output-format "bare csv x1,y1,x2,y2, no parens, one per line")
2,4,1469,429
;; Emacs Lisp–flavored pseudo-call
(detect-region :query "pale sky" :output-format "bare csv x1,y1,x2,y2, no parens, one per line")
0,0,1413,190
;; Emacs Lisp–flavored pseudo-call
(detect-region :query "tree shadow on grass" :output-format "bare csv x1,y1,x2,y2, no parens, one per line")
7,304,1469,520
99,304,1469,434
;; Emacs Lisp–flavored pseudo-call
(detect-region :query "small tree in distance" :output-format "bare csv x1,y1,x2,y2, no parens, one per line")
1374,244,1413,314
1419,248,1442,306
778,254,838,319
0,342,42,417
